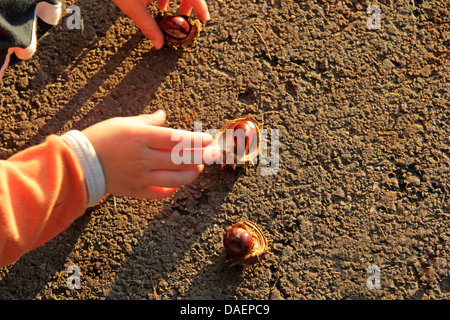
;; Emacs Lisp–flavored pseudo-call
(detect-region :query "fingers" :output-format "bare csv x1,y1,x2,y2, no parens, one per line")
113,0,210,49
179,0,192,16
189,0,210,21
141,126,214,150
110,165,205,199
157,0,170,11
147,165,204,188
146,142,220,169
179,0,210,21
133,186,179,199
137,109,166,126
131,111,219,164
135,109,213,151
126,160,208,199
128,5,165,49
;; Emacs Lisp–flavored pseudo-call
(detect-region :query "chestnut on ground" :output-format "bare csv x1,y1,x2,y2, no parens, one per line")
157,14,202,48
223,221,270,266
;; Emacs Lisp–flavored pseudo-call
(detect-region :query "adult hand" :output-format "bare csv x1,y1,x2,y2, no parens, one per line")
113,0,210,49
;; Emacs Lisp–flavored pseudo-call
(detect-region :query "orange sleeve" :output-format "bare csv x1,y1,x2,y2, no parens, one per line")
0,135,88,266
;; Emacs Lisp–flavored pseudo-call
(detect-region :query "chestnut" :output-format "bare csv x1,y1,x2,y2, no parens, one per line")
155,13,202,48
212,114,262,169
223,226,254,258
158,15,190,39
223,221,270,266
230,120,257,156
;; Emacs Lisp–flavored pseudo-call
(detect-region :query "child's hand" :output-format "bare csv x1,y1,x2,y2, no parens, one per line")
82,109,219,199
113,0,210,49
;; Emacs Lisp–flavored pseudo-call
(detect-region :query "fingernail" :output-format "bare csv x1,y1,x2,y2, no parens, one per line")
153,39,164,49
204,11,211,21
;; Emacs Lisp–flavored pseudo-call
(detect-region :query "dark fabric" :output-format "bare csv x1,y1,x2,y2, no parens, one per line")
0,0,62,69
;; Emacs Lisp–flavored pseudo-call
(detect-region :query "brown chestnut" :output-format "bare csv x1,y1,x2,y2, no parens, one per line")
212,114,261,169
223,226,254,258
158,15,190,39
155,13,203,49
223,221,270,266
230,120,257,156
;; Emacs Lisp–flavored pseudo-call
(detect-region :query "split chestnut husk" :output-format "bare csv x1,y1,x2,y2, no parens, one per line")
213,114,262,169
156,13,202,48
223,221,271,266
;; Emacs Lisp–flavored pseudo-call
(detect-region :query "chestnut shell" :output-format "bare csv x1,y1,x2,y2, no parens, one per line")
213,114,262,169
223,221,270,266
156,13,202,49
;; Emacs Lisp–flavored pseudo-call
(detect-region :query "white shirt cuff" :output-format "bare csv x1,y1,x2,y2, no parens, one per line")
61,130,106,207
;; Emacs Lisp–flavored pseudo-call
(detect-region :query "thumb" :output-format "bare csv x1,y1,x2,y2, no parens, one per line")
138,109,167,126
